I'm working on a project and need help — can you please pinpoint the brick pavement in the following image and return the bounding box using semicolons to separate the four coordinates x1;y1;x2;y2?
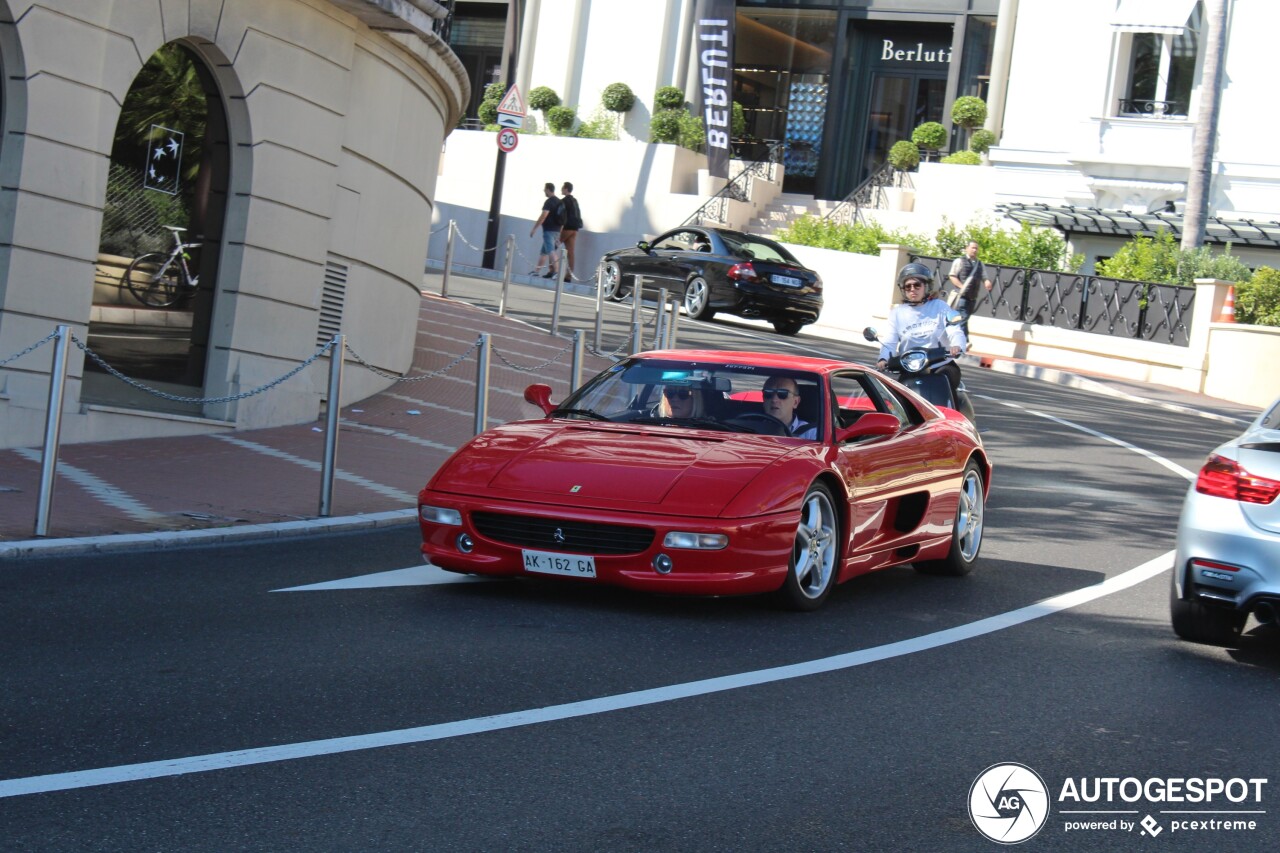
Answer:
0;288;614;545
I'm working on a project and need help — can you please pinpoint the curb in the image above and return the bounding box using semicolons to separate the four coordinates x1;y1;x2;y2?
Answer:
0;509;418;561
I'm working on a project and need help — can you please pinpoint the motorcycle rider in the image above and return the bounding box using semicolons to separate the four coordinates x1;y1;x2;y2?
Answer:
875;262;967;401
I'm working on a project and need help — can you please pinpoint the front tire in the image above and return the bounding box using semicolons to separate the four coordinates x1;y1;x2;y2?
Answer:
1170;576;1247;645
684;275;715;320
124;253;182;308
775;483;840;611
915;460;984;576
602;260;626;301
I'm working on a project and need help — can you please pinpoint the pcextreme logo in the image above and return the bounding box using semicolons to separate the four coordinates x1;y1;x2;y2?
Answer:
969;764;1269;844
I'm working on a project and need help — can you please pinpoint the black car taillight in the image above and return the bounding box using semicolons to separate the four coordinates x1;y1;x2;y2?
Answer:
727;262;758;282
1195;454;1280;504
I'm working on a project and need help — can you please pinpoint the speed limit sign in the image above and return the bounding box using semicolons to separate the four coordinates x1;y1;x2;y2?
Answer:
497;128;519;152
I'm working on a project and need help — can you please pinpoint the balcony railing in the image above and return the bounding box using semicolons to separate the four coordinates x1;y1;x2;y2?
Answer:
909;255;1196;346
1117;98;1188;118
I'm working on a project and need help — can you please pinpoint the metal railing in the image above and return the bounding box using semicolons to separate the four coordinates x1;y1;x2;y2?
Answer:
909;255;1196;346
825;161;914;228
1117;98;1188;118
681;141;785;227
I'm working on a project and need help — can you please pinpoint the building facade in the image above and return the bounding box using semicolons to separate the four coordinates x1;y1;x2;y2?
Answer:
0;0;468;450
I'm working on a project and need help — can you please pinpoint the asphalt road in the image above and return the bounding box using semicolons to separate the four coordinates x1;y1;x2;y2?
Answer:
2;278;1275;852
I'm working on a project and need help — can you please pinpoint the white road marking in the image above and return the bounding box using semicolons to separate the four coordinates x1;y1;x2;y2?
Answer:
339;420;457;453
0;400;1196;799
11;448;167;525
0;552;1173;800
273;564;488;591
211;435;416;503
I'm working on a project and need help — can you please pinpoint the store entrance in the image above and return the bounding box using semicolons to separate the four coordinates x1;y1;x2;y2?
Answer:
863;72;946;180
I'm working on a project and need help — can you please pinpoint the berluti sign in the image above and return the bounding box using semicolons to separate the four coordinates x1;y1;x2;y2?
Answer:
695;0;735;179
880;39;952;64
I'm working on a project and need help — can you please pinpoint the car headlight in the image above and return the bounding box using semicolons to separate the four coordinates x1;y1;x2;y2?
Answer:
419;505;462;526
900;351;928;373
663;531;729;550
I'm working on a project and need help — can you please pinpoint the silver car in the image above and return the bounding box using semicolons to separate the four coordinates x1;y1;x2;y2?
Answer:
1171;397;1280;645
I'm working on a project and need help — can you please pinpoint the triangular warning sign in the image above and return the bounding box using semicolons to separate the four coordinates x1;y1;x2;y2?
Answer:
497;85;525;115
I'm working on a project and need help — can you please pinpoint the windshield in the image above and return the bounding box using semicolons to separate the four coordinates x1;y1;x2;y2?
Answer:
555;357;824;440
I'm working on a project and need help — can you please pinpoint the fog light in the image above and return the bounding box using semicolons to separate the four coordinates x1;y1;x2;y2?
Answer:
456;533;473;553
653;554;673;574
663;531;728;550
420;505;462;526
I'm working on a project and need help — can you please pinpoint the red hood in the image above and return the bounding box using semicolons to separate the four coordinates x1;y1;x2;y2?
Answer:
427;420;805;516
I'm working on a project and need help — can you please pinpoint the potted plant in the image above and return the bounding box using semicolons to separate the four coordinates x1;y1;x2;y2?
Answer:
911;121;947;160
888;140;920;171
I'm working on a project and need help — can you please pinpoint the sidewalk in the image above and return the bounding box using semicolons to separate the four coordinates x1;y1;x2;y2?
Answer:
0;270;1262;557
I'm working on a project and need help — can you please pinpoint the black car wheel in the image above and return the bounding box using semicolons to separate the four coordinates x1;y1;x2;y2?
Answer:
1170;575;1247;646
602;260;625;301
771;318;805;336
684;275;715;320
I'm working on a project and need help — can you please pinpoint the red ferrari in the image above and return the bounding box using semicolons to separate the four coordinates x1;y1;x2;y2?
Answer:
417;350;990;610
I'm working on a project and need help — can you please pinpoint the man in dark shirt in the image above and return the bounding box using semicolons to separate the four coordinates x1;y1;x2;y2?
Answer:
559;182;583;278
530;182;563;278
947;240;993;341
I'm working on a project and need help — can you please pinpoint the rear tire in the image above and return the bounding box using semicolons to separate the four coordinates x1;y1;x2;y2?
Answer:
772;318;804;336
124;253;182;308
684;275;715;320
775;483;840;611
915;460;984;576
1170;575;1247;645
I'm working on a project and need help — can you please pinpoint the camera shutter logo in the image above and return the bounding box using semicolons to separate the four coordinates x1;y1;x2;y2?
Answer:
969;763;1050;844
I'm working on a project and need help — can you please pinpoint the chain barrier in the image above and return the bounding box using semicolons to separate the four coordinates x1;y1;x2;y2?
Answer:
343;339;479;381
0;330;58;367
72;334;337;405
490;338;574;372
451;228;503;255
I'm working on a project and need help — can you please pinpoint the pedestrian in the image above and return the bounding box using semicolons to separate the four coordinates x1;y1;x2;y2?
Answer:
529;182;564;278
559;182;583;278
947;240;993;342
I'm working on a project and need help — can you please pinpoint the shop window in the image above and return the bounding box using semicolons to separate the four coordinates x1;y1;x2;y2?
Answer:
1112;1;1202;119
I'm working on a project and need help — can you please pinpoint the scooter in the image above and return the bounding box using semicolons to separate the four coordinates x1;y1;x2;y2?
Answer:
862;325;977;423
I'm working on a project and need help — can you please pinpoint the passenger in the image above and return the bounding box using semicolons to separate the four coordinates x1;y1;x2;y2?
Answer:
762;376;817;439
658;385;705;419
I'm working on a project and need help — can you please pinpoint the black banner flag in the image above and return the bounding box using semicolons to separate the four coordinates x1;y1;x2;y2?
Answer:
694;0;735;179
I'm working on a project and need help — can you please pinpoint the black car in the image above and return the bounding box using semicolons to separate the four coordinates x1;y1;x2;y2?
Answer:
600;226;823;336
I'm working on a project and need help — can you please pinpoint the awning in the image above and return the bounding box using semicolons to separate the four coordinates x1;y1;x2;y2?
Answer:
1110;0;1198;34
999;203;1280;250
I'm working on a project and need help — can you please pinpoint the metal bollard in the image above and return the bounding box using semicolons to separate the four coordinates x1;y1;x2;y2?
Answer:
318;334;345;517
666;294;681;349
474;333;491;435
499;233;515;317
631;277;644;354
33;325;71;537
571;329;584;393
440;220;456;298
655;288;669;350
594;262;604;353
550;248;568;337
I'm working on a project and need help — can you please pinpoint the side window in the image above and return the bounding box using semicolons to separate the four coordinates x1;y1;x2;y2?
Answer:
1262;401;1280;431
829;372;879;429
654;230;699;251
1112;3;1202;119
864;373;919;427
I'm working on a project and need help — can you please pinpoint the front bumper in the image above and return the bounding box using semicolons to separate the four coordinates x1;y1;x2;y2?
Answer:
418;493;796;596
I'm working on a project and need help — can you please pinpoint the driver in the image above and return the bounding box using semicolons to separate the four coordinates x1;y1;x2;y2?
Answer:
762;376;817;439
875;262;966;400
658;384;705;419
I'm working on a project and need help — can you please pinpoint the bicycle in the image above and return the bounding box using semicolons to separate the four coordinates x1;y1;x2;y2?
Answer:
123;226;200;308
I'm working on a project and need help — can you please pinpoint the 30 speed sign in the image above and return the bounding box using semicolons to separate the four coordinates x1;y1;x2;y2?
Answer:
497;128;519;152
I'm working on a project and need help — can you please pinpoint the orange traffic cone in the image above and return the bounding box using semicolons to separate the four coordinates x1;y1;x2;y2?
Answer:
1217;285;1237;323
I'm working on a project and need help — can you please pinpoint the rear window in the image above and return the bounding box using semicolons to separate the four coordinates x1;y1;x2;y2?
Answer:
720;232;796;265
1263;400;1280;431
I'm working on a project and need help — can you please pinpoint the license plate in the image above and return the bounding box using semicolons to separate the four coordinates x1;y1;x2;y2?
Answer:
522;549;597;578
771;274;802;287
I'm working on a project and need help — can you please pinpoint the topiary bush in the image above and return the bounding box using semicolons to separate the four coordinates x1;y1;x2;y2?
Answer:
941;150;982;165
528;86;561;113
1237;266;1280;326
654;85;685;111
601;82;636;114
477;99;498;126
950;96;988;130
969;129;997;154
546;105;577;135
677;111;705;152
911;122;947;151
649;108;684;144
888;140;920;171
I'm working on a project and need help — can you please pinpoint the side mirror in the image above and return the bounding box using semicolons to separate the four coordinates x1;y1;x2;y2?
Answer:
523;383;555;415
862;327;879;342
636;240;651;253
834;412;900;443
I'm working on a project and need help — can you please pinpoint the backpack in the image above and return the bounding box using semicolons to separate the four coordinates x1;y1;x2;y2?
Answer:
562;195;583;230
